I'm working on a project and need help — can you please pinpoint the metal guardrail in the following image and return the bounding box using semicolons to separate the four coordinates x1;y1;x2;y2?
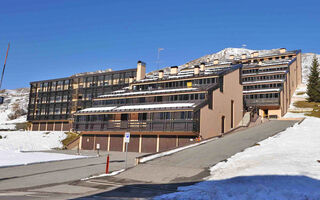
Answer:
245;98;280;106
74;120;197;132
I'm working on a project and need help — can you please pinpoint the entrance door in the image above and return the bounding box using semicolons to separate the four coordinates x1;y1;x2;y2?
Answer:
264;109;269;118
221;116;225;134
121;114;128;128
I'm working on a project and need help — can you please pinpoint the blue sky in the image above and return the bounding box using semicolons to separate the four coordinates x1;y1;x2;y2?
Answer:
0;0;319;89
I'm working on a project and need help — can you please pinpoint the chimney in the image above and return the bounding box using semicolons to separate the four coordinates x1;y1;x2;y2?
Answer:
158;70;164;79
170;66;178;75
213;59;219;65
229;54;235;60
129;77;134;83
251;52;259;57
279;48;286;54
136;61;146;81
241;54;247;59
200;63;205;71
194;65;200;75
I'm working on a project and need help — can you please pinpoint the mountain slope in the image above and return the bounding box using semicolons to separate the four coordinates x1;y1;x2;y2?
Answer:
0;88;29;130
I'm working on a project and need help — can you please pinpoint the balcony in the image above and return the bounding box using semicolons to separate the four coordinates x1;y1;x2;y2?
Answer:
74;119;198;133
244;98;280;106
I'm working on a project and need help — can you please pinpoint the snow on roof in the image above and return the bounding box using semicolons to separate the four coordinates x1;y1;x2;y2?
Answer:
243;88;281;94
98;88;199;98
242;79;285;84
115;103;195;111
77;103;195;113
79;106;116;113
135;65;236;83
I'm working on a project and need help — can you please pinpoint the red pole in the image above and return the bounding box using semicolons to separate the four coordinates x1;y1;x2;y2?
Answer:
0;43;10;90
105;154;110;174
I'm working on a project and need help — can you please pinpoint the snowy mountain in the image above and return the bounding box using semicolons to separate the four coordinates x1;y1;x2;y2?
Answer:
301;53;320;83
152;48;319;84
0;88;29;130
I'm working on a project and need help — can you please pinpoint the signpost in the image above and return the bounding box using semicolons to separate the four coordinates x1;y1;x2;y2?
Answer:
124;132;130;169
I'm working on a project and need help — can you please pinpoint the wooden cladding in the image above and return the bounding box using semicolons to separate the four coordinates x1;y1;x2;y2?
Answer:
80;134;195;153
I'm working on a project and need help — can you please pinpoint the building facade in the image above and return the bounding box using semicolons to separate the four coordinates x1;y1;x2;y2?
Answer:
27;48;302;153
239;49;302;118
74;63;243;152
27;67;137;131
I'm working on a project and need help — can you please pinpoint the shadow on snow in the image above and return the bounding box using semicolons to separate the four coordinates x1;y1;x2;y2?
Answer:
74;175;320;200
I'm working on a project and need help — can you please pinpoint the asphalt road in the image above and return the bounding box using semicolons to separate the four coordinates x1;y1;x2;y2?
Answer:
0;120;299;199
0;150;145;191
78;120;299;199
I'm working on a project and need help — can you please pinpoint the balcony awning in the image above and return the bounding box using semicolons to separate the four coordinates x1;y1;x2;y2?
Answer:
243;88;281;94
76;103;196;114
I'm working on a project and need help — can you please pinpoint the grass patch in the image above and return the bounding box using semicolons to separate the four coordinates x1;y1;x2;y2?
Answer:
15;122;29;130
62;132;80;148
294;101;320;118
293;101;320;108
296;92;306;95
306;110;320;118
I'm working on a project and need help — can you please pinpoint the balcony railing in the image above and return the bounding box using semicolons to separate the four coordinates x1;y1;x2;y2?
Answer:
92;100;204;108
74;119;198;133
244;98;280;106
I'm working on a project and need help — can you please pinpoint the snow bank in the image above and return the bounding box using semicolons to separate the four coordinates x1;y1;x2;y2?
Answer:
0;131;67;151
0;131;87;167
81;169;125;181
0;151;86;168
155;116;320;200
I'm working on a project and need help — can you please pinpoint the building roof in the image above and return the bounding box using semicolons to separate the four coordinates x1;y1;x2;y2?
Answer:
243;88;281;94
30;68;136;84
242;79;285;85
134;64;242;85
97;87;200;98
76;103;197;114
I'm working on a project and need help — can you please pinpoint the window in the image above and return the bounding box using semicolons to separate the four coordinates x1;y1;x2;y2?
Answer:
55;108;60;115
138;113;147;121
56;96;62;102
121;114;128;121
165;112;171;120
180;112;185;119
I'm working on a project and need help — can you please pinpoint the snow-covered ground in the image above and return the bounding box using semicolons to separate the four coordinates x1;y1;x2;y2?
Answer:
0;150;86;168
0;131;85;167
0;131;67;151
155;114;320;200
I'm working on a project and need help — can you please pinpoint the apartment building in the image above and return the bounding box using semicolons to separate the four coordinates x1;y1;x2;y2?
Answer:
27;67;137;131
74;63;243;152
27;47;301;152
239;49;302;118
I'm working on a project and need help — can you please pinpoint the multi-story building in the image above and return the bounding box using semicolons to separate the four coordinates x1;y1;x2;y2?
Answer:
74;63;243;152
27;65;138;131
27;47;301;153
239;48;302;118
